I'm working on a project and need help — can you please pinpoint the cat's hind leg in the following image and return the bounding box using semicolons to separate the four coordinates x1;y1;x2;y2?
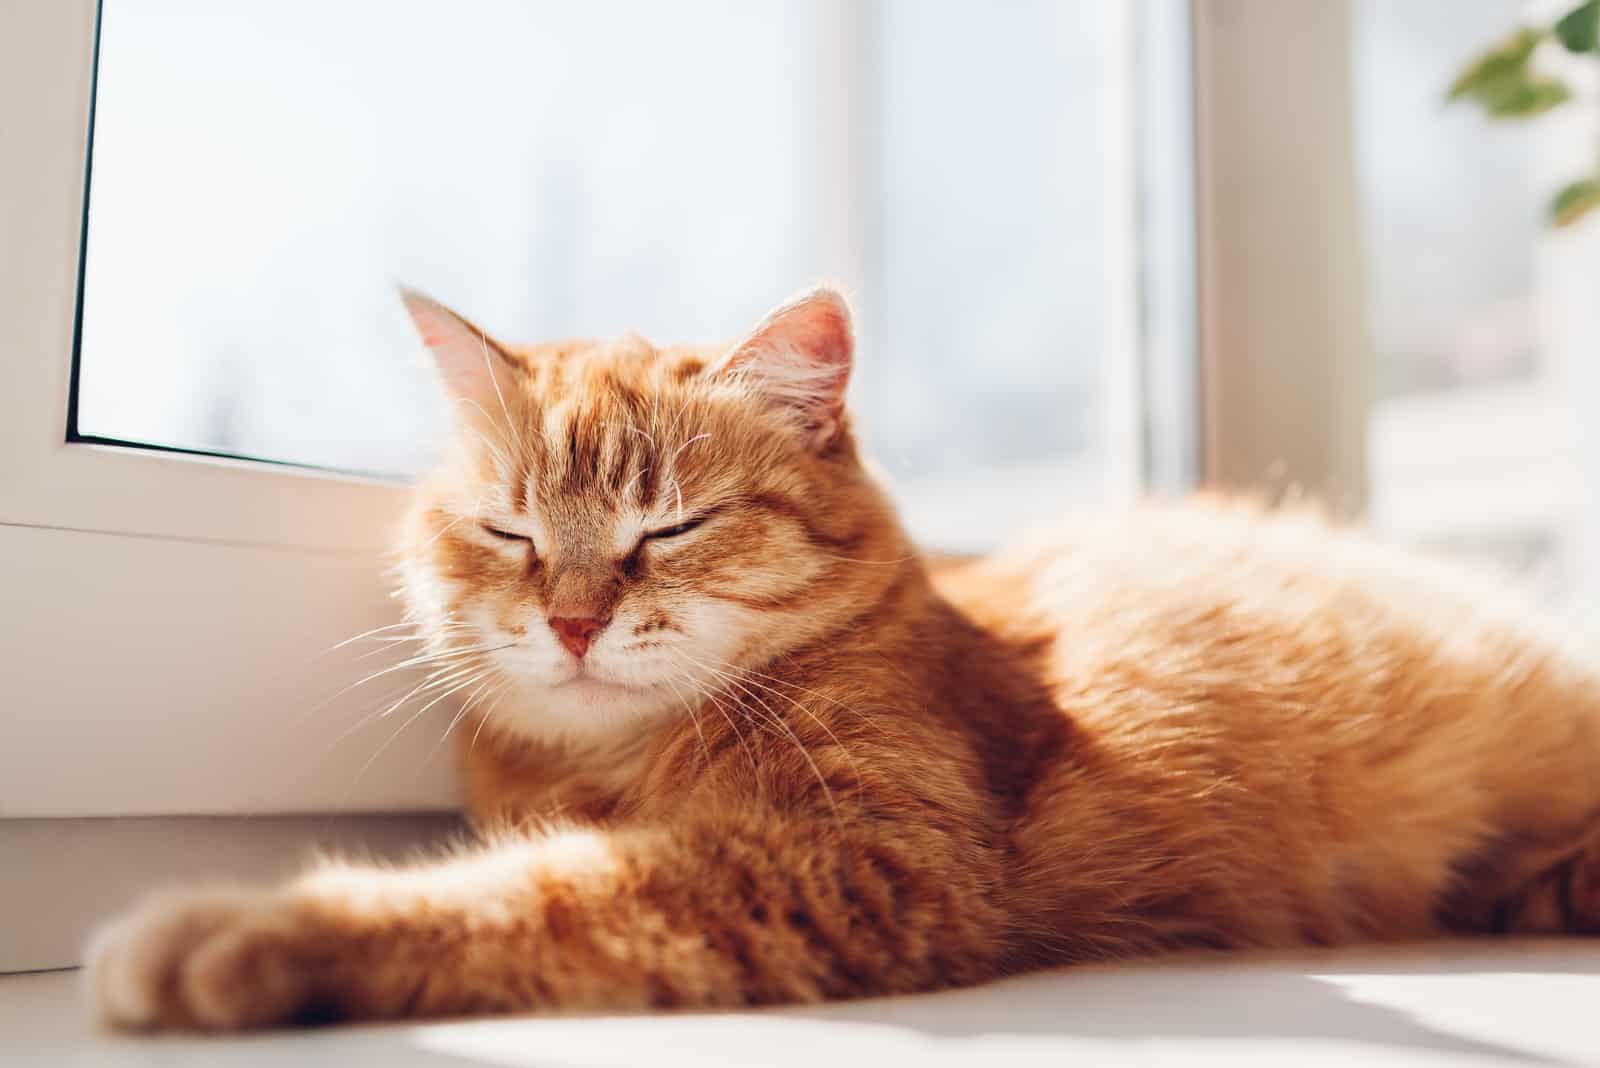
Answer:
1439;823;1600;935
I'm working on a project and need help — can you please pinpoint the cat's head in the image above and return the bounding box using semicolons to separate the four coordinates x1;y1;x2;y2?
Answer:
396;287;912;744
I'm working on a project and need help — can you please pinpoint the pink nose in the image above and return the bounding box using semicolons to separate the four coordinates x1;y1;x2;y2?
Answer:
548;615;607;659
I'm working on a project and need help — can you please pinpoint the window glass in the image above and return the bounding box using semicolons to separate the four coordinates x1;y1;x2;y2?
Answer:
76;1;1152;547
1352;0;1600;611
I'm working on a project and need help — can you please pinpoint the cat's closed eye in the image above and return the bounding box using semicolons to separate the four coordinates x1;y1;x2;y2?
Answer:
482;523;531;544
643;515;709;542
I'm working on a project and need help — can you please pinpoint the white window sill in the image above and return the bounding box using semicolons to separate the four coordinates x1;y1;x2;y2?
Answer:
7;940;1597;1066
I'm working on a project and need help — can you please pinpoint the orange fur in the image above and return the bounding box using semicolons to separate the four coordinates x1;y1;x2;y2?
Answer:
89;288;1600;1031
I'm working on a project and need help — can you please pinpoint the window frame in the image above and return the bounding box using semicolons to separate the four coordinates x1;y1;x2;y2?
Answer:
0;0;1180;815
1190;0;1372;509
0;1;406;554
0;0;1212;817
0;0;449;824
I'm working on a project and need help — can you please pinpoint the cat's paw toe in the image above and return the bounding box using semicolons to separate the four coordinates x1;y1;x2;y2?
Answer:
179;911;327;1030
86;888;318;1031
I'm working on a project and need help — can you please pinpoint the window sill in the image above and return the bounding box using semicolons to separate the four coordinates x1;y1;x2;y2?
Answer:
7;939;1597;1065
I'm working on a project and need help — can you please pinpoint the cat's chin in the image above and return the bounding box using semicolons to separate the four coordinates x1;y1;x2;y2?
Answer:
553;675;645;698
488;673;681;745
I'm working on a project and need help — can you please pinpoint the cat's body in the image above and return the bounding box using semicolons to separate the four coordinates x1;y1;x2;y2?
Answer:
89;289;1600;1031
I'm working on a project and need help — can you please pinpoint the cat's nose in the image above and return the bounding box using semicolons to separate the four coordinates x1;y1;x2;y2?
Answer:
548;615;608;659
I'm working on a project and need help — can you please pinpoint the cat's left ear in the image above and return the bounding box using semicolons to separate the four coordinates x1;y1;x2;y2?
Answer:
713;286;854;448
398;286;522;413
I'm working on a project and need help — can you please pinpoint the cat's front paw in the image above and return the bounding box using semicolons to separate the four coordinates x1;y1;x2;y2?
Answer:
86;887;330;1031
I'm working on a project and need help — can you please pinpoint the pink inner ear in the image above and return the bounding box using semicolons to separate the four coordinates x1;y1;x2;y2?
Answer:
414;320;455;350
765;293;852;370
398;285;518;408
721;288;856;431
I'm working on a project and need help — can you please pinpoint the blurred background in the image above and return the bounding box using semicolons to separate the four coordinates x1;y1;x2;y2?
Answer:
74;0;1600;605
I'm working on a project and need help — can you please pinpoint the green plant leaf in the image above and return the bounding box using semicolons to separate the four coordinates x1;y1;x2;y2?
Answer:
1448;27;1544;102
1482;77;1573;118
1447;27;1572;118
1550;176;1600;227
1554;0;1600;53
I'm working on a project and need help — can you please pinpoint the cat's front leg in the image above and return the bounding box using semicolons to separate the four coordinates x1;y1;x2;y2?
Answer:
88;830;655;1030
89;884;340;1031
88;816;1004;1031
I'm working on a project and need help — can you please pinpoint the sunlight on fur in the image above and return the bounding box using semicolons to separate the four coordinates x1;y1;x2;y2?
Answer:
86;285;1600;1032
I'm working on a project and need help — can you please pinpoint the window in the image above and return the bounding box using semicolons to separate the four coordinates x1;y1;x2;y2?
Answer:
74;0;1181;549
4;1;1200;968
2;1;1190;835
1353;0;1600;615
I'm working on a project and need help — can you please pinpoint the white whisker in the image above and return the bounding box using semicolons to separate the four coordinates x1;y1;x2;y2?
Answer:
667;649;840;821
348;668;494;791
669;432;711;464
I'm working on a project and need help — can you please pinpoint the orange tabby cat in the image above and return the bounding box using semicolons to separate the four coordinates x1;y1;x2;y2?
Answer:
89;287;1600;1031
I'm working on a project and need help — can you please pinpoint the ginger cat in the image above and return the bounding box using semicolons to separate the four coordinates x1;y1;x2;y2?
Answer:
89;287;1600;1031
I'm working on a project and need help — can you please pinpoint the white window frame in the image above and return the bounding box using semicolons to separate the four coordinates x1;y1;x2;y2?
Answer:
1191;0;1372;509
0;2;459;828
0;3;468;970
3;0;400;555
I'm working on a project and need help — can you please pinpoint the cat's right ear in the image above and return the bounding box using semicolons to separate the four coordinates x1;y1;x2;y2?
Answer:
398;286;521;411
